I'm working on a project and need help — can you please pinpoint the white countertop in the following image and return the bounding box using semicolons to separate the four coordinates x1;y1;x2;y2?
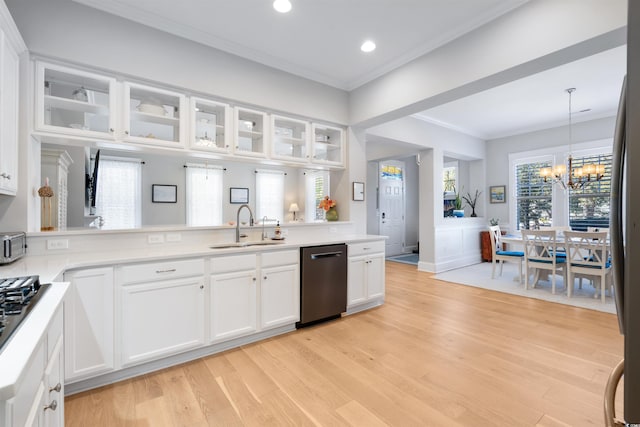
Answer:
0;234;386;283
0;282;69;400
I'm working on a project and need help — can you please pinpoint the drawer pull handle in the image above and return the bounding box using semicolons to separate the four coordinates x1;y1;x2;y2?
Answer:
44;400;58;411
49;383;61;393
156;269;177;274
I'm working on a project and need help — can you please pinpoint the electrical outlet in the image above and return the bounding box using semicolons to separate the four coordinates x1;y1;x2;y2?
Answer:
165;233;182;242
148;234;165;244
47;239;69;250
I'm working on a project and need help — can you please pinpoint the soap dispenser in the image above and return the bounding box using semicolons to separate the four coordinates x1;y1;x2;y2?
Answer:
274;221;281;238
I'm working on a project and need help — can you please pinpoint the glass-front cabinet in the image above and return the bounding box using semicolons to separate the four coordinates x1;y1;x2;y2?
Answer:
234;107;267;158
190;97;232;153
270;115;310;163
311;123;344;166
36;62;117;139
123;82;187;148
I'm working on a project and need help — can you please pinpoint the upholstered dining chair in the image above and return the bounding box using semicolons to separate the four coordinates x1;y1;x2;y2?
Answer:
564;230;611;303
521;229;567;294
489;225;524;283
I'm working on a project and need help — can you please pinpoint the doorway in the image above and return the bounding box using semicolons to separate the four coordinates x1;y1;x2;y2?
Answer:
379;160;406;256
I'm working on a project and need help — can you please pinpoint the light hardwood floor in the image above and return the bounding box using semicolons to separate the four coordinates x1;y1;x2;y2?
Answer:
65;262;624;426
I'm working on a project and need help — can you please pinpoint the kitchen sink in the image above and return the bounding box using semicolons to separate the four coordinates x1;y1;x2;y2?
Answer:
209;240;285;249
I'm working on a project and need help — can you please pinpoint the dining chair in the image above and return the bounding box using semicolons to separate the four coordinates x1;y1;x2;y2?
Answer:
564;230;611;303
489;225;524;283
521;229;567;294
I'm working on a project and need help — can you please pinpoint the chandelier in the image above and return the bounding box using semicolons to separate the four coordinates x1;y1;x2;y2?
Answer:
539;88;605;189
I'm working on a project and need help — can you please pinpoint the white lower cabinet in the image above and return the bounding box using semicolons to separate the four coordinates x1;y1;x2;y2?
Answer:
260;250;299;330
117;259;205;367
64;267;115;381
9;304;65;427
210;254;257;342
348;242;386;308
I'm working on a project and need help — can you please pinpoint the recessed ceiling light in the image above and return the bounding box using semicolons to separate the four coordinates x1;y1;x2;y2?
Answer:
273;0;292;13
361;40;376;53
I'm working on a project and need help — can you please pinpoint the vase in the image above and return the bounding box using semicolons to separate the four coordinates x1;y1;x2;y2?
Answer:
325;206;338;221
471;208;477;217
453;209;464;218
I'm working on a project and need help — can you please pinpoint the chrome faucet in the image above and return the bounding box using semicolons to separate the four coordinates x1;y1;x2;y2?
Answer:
235;204;254;242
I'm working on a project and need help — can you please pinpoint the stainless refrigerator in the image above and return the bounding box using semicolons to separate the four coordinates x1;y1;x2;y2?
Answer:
608;1;640;423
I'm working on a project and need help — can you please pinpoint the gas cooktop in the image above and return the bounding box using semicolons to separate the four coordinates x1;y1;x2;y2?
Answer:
0;275;49;352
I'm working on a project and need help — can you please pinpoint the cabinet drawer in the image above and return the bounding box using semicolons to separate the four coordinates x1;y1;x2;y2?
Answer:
47;307;63;360
211;253;256;274
349;240;385;257
120;258;204;284
261;250;298;268
12;341;45;427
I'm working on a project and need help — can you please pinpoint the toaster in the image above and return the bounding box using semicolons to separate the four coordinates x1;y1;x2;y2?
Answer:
1;232;27;264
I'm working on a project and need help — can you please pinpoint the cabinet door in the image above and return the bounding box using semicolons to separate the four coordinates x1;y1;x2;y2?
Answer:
64;267;115;381
190;97;232;153
35;62;117;139
210;270;257;342
261;264;299;330
311;123;344;167
43;338;64;427
233;107;267;158
366;253;386;300
270;115;310;163
123;82;187;148
0;31;19;195
119;276;205;366
347;256;367;307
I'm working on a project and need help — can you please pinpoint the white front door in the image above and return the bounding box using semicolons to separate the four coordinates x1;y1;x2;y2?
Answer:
379;161;405;256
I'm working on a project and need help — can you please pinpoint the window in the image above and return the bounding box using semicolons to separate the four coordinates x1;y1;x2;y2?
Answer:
95;156;142;230
568;153;612;230
256;169;285;221
443;166;457;193
185;164;223;226
515;159;553;230
305;170;329;221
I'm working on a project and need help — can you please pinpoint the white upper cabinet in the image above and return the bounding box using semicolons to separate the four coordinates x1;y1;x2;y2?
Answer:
35;62;117;140
190;97;232;153
233;106;268;158
311;123;344;166
270;115;310;163
123;82;187;148
0;27;20;195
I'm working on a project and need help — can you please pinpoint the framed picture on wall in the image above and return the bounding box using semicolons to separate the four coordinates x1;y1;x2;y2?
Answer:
353;182;365;201
230;187;249;204
152;184;177;203
489;185;506;203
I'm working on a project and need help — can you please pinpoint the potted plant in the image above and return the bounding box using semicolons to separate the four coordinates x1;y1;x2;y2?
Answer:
462;189;482;217
452;186;465;217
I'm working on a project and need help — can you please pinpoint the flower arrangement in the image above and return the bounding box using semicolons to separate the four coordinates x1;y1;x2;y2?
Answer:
318;195;336;211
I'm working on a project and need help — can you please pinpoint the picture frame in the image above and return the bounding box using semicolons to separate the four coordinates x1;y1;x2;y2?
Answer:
230;187;249;204
489;185;506;204
152;184;177;203
353;181;365;201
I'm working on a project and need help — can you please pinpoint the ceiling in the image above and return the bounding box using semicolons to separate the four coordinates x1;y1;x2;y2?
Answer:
72;0;528;91
71;0;625;141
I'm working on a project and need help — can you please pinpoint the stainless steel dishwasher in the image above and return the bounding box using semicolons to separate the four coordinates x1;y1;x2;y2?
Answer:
297;244;347;328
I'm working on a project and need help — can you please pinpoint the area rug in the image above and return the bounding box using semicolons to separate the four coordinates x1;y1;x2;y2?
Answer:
386;253;419;265
433;262;617;314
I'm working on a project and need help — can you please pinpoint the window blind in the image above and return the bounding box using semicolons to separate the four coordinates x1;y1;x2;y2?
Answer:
185;164;224;226
95;156;142;230
515;160;552;230
305;170;329;221
255;169;285;221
